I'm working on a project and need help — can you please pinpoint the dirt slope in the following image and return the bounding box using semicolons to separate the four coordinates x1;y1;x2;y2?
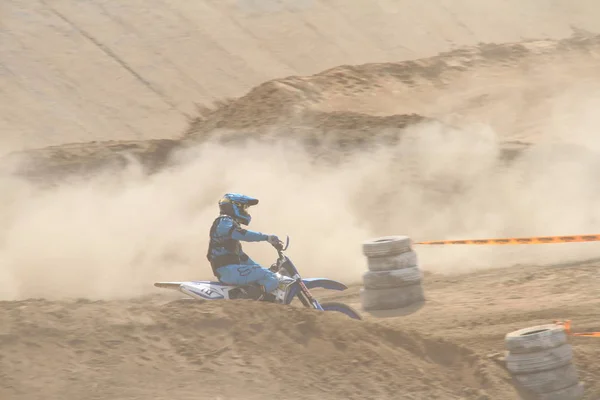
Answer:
8;34;600;179
2;0;600;153
2;260;599;400
0;296;516;400
185;34;600;146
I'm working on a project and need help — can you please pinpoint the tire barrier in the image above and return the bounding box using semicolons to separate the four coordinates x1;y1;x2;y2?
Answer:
360;236;425;311
504;324;584;400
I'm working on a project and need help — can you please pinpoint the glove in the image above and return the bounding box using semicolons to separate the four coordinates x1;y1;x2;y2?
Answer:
267;235;282;249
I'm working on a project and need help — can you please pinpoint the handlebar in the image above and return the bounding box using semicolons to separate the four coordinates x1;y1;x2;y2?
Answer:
270;236;290;271
272;235;290;254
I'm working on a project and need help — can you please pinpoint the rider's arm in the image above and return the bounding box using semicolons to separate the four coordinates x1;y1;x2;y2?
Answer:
217;217;268;242
232;227;268;242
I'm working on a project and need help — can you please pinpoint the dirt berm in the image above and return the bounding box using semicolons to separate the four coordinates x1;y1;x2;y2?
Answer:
2;259;600;400
0;296;519;400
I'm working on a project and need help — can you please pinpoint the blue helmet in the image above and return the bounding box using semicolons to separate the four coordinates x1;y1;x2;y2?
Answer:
218;193;259;225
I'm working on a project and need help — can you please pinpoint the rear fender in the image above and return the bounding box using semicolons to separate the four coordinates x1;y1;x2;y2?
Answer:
181;283;226;300
155;281;230;300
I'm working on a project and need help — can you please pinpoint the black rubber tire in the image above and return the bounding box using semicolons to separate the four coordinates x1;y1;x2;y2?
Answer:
320;301;362;320
362;266;422;290
537;382;584;400
366;250;418;272
512;363;579;394
360;284;425;311
505;324;567;354
362;236;412;258
505;343;573;375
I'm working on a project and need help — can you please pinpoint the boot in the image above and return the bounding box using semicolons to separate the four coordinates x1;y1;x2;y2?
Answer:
252;284;276;302
243;284;265;300
272;276;296;304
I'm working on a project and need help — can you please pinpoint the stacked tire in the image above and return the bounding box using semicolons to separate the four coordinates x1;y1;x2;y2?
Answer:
504;324;584;400
360;236;425;311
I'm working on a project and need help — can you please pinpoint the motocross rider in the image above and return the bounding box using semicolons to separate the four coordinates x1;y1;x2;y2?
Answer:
206;193;291;301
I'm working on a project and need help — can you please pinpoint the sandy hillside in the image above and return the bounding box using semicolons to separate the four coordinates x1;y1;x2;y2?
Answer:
3;1;600;400
2;0;600;153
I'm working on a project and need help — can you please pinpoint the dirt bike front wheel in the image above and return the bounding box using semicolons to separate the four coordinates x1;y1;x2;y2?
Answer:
320;301;362;320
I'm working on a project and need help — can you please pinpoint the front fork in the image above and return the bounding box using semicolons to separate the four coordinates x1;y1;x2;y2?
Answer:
277;264;323;311
293;276;324;311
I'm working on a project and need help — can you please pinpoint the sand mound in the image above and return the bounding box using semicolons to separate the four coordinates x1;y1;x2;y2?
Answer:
0;298;517;400
185;34;600;145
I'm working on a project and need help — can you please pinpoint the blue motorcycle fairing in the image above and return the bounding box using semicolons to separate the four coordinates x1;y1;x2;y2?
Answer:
301;278;348;291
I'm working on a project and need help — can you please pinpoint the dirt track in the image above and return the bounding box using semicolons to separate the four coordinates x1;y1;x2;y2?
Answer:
3;1;600;400
2;261;600;400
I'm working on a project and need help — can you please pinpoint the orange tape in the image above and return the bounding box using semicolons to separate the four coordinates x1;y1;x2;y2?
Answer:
554;320;600;338
414;234;600;245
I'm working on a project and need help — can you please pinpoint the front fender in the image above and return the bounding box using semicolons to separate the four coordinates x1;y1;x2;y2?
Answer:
301;278;348;291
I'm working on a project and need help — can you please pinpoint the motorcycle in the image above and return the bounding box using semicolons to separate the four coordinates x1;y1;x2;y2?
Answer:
154;236;362;320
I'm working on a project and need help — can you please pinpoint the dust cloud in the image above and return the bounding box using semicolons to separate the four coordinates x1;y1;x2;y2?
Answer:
2;83;600;301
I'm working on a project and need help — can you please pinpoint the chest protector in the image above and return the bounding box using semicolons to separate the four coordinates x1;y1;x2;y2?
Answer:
206;215;245;276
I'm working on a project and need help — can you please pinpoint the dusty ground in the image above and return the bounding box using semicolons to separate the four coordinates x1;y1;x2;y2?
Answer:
3;1;600;400
2;261;599;400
